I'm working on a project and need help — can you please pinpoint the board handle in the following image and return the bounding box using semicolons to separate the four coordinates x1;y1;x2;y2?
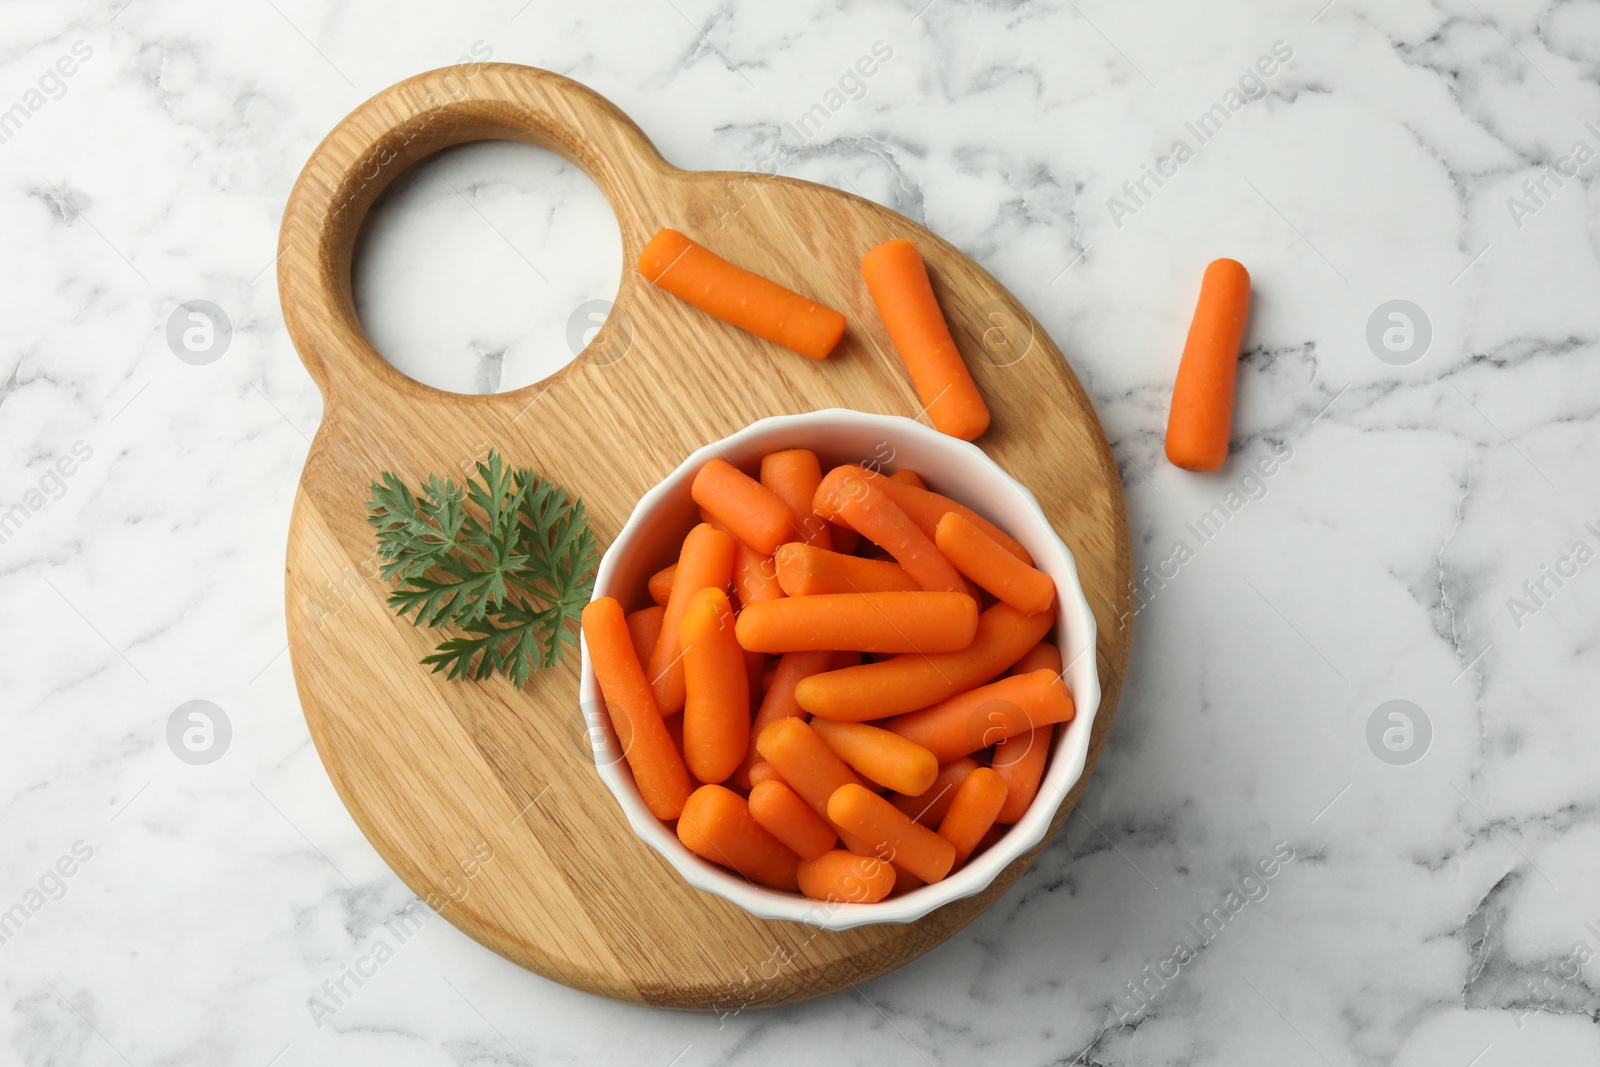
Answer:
278;63;670;397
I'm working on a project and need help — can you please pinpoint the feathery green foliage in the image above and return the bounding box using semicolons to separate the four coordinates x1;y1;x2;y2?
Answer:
367;451;597;686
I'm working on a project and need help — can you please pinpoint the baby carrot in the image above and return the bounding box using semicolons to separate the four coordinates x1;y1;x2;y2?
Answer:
861;238;990;441
693;458;796;556
810;719;938;796
755;718;866;824
680;586;749;784
836;465;1033;565
937;767;1008;866
648;563;677;607
814;468;965;593
1165;258;1251;472
889;756;981;826
995;641;1061;822
580;598;694;821
734;591;978;654
935;512;1056;616
993;723;1052;824
1010;640;1063;676
748;760;782;787
749;780;837;860
638;229;846;360
648;523;735;715
828;783;956;883
891;864;926;896
760;449;832;549
677;784;800;891
889;469;926;489
734;543;783;607
883;669;1075;764
731;649;833;790
797;850;895;903
795;601;1055;721
625;604;666;665
774;543;919;597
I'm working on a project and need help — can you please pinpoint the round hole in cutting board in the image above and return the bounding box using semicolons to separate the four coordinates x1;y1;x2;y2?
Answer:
351;140;623;395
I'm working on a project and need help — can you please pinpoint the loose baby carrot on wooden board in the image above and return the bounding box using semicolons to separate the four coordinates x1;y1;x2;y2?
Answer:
883;669;1076;764
580;598;694;821
648;563;677;607
693;458;796;556
934;512;1057;616
749;780;838;861
889;756;981;827
797;850;896;904
774;543;920;597
862;238;990;441
795;601;1056;721
813;467;966;594
810;719;938;796
638;228;847;361
937;767;1008;866
827;783;957;884
648;524;735;716
834;465;1033;565
734;591;978;654
760;449;832;549
1165;258;1251;472
677;784;801;891
680;586;750;784
625;604;666;666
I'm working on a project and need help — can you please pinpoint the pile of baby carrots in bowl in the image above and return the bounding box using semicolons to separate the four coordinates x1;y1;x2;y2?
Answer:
581;445;1075;907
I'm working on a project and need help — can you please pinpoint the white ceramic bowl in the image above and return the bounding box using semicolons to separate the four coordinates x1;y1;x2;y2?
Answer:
577;409;1101;930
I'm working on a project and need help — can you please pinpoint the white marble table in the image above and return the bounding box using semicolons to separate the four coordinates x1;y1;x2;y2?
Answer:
5;0;1598;1063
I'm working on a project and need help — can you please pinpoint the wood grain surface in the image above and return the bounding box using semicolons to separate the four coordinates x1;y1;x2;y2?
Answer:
278;62;1133;1010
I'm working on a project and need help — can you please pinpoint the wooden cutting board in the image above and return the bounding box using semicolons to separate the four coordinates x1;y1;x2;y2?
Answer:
279;63;1133;1010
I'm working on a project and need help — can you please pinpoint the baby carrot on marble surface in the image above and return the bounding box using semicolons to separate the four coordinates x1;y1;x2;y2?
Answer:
937;767;1008;866
883;669;1075;764
1165;257;1251;472
827;783;956;884
773;543;920;597
638;228;846;361
934;512;1056;616
797;850;896;904
677;784;800;891
648;523;735;715
809;719;938;796
813;467;965;594
580;598;694;821
749;780;837;861
861;238;990;441
734;591;978;654
794;601;1055;721
680;586;749;784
